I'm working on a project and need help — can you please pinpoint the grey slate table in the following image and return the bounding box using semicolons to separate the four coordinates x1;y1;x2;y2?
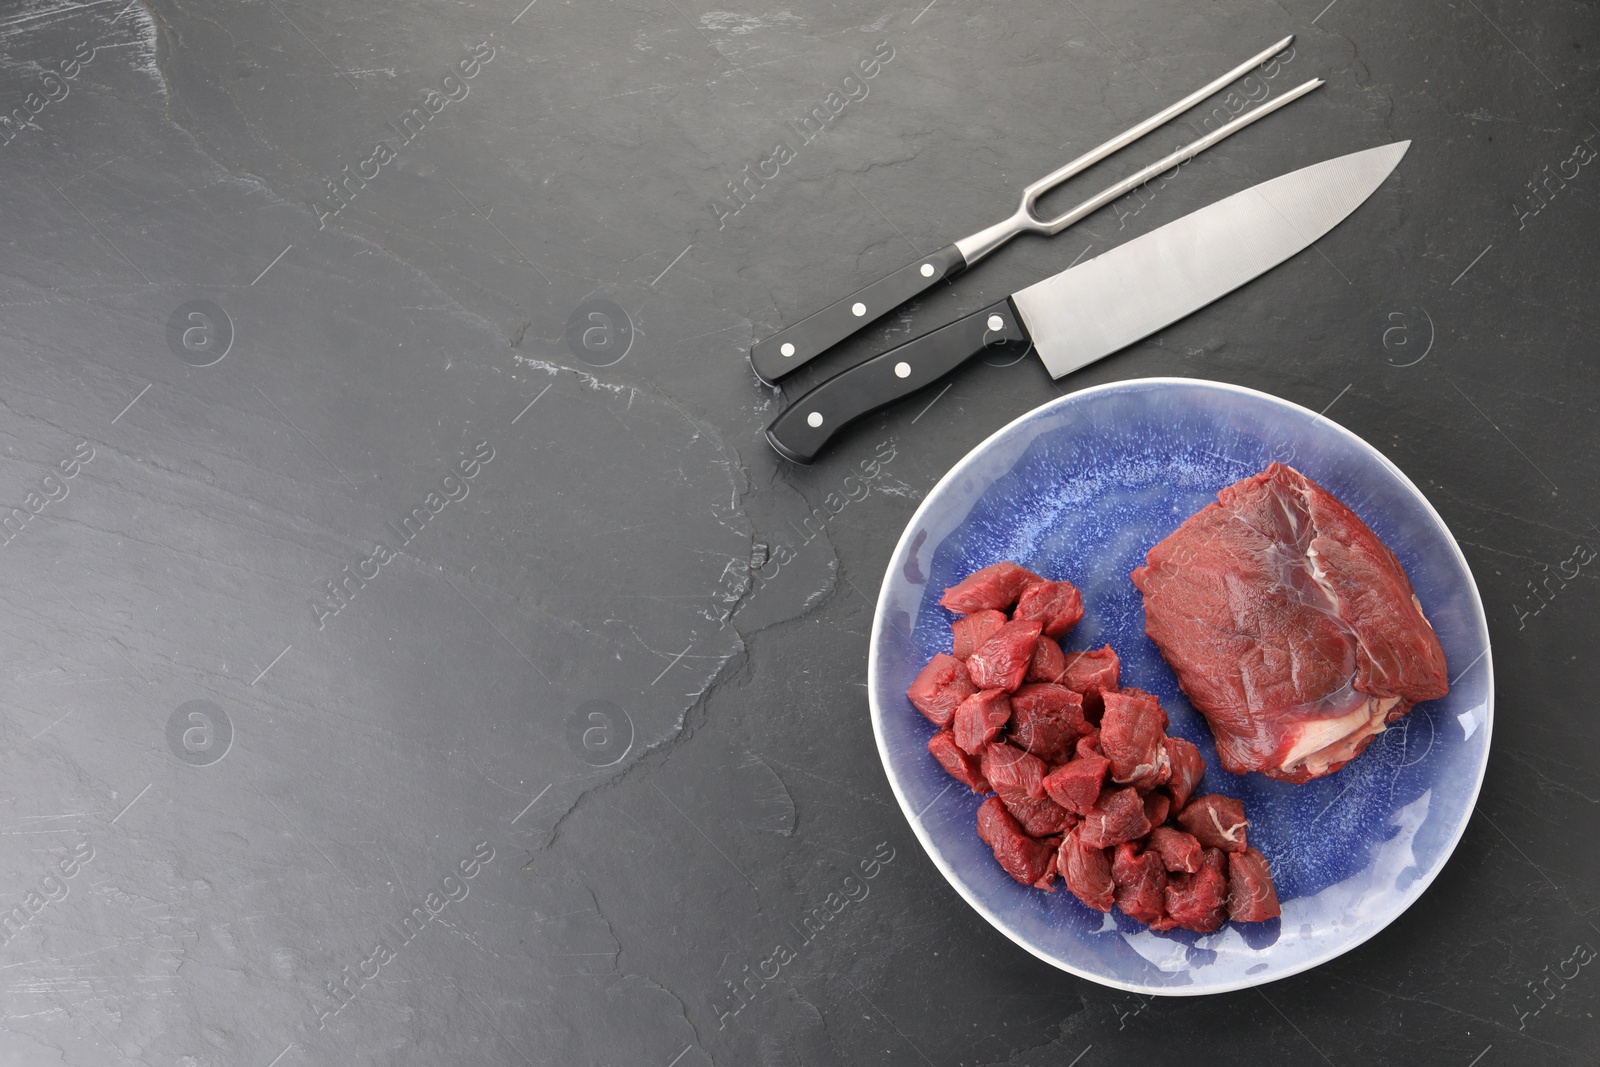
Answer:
1;1;1595;1064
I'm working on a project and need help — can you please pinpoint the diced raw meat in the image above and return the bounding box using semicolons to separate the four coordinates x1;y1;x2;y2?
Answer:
1143;792;1170;828
967;620;1043;691
1013;579;1085;638
1033;850;1060;892
1177;795;1249;854
1079;786;1152;848
907;653;978;728
1227;847;1281;922
941;562;1043;614
1100;688;1170;789
1060;827;1114;912
1163;736;1206;812
1026;637;1068;683
980;743;1047;802
1002;793;1073;838
1009;684;1087;762
1060;645;1121;722
1075;730;1102;760
953;690;1012;754
1131;463;1450;783
977;796;1056;886
952;609;1007;659
1112;843;1168;925
1146;826;1203;873
1042;754;1108;815
928;729;989;792
1157;847;1229;933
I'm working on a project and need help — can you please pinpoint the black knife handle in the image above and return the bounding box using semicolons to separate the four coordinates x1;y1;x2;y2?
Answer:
750;244;968;384
765;298;1030;464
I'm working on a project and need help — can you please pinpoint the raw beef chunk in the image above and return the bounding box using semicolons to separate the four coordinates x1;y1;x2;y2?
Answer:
941;562;1043;614
1075;730;1103;760
1145;826;1203;874
1002;794;1073;838
1112;844;1168;925
1131;463;1449;783
1026;637;1068;683
1042;754;1108;815
952;609;1007;659
1012;579;1085;637
1162;736;1206;812
1060;827;1115;912
928;730;989;792
1156;847;1229;933
1227;847;1281;922
1009;684;1087;762
907;653;977;728
954;690;1012;754
1079;786;1153;849
1143;792;1170;829
980;743;1047;803
1100;688;1170;789
967;620;1043;691
1177;794;1249;854
977;796;1056;886
1059;645;1121;721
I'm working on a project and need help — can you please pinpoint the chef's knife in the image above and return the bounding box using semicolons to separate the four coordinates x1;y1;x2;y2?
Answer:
749;36;1311;385
765;141;1409;464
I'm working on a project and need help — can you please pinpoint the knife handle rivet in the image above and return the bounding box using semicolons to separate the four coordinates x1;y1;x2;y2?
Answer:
894;362;912;378
780;342;796;357
851;302;867;317
919;263;935;277
807;411;824;428
986;314;1004;331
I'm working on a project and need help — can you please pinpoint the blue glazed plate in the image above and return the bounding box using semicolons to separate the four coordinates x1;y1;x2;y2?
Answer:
868;378;1492;995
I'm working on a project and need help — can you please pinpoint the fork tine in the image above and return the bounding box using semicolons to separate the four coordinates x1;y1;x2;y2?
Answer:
1024;35;1296;204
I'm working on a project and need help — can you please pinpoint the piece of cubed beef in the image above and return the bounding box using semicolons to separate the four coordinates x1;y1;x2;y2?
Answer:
1100;688;1170;789
1060;826;1115;912
1157;847;1229;933
941;562;1043;614
1027;637;1068;683
1079;786;1153;849
928;729;989;792
1075;729;1103;760
980;743;1048;802
951;609;1007;659
1012;579;1085;638
953;689;1012;754
1146;826;1203;874
977;796;1056;886
1042;754;1109;815
1177;794;1249;854
968;620;1043;691
1143;792;1171;828
1002;793;1074;838
1033;849;1060;891
907;653;978;728
1059;645;1121;722
1226;847;1281;923
1112;843;1169;925
1009;684;1087;762
1163;736;1206;812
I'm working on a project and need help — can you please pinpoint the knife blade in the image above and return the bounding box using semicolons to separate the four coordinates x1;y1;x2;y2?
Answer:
765;141;1410;464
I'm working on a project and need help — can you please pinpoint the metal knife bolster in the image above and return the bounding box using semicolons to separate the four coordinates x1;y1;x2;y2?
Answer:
764;299;1029;464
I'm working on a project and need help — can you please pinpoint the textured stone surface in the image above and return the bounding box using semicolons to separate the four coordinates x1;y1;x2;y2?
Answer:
0;0;1594;1063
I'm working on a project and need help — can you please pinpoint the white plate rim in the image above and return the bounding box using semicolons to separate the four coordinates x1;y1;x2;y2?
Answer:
866;375;1495;996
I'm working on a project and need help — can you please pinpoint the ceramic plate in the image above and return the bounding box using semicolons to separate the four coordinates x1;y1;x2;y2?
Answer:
868;377;1492;994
